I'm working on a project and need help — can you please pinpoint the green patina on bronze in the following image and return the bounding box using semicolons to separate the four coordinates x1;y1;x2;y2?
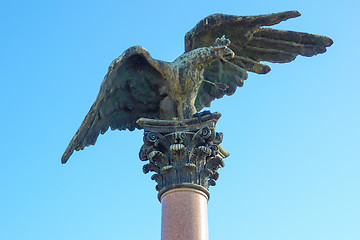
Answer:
62;10;332;164
137;112;228;200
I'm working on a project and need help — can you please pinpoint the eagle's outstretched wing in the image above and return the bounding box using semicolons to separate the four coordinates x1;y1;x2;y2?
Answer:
61;46;168;163
185;11;334;110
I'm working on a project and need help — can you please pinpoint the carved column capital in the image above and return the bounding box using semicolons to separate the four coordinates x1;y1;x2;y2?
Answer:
137;112;229;201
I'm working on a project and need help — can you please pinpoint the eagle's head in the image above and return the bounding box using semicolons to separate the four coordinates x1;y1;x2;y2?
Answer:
210;35;235;60
210;45;235;61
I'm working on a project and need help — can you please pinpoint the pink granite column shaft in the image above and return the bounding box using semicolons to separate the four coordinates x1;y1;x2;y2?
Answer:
160;188;209;240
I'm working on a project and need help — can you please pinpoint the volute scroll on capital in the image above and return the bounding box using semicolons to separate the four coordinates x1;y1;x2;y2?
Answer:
137;112;230;200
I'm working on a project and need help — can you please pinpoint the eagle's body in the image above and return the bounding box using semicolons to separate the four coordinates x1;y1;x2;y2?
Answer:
62;11;332;163
159;42;235;119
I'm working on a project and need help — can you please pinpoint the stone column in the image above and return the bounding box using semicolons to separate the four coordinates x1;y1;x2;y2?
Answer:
161;188;209;240
137;112;229;240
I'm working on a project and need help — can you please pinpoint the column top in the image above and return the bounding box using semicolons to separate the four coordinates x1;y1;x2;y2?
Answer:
137;112;222;132
138;111;229;201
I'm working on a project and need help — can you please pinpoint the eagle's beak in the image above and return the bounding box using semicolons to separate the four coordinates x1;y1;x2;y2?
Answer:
223;47;235;59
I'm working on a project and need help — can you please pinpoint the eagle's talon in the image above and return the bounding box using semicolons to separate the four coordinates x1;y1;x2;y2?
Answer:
192;110;212;123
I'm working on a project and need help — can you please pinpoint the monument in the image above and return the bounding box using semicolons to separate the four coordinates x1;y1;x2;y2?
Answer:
62;11;332;240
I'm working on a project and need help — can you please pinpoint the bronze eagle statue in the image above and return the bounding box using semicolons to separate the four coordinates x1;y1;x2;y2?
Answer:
62;10;333;163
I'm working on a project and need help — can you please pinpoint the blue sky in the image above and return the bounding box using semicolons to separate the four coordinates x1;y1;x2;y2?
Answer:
1;0;359;239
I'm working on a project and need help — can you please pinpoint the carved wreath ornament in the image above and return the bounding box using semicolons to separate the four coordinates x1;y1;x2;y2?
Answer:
138;112;229;199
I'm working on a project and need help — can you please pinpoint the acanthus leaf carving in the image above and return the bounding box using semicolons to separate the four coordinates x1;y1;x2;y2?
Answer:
137;112;230;198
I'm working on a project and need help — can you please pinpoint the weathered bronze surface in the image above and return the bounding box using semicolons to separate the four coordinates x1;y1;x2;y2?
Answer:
137;112;229;200
62;10;332;163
